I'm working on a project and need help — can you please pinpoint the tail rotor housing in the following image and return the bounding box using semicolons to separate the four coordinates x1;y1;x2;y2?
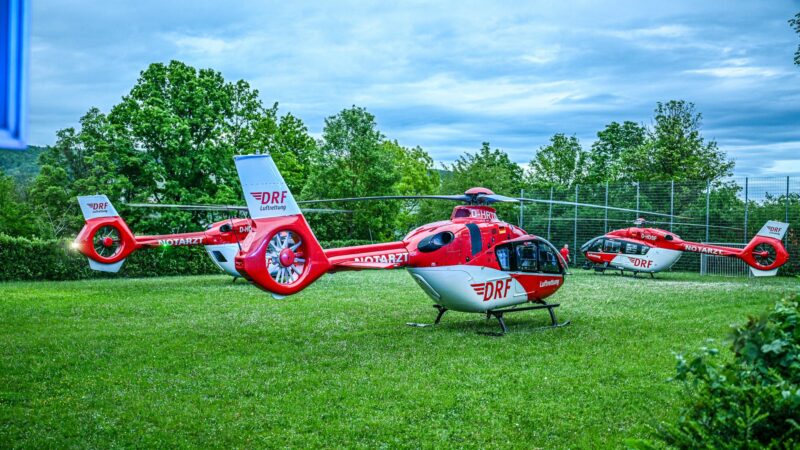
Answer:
74;195;137;272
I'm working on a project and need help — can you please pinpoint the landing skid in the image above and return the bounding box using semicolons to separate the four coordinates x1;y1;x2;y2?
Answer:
588;264;655;278
407;303;570;335
483;302;570;335
406;304;448;328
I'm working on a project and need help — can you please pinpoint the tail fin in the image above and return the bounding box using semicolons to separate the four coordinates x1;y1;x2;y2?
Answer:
740;221;790;277
74;195;137;273
233;155;331;296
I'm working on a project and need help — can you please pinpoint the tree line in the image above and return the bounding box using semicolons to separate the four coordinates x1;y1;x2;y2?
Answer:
0;60;734;242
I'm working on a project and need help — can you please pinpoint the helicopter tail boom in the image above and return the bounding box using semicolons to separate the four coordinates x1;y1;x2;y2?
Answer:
679;221;790;276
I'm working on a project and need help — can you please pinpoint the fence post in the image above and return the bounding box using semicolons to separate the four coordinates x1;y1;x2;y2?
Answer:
604;181;609;233
636;182;640;217
547;186;553;240
670;180;674;232
744;177;748;242
519;189;524;228
787;176;791;245
705;180;711;242
574;184;579;264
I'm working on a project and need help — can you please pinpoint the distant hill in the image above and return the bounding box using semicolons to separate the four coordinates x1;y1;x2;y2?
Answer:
0;146;46;185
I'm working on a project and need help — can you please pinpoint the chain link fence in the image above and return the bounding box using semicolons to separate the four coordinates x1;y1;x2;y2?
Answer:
519;177;800;276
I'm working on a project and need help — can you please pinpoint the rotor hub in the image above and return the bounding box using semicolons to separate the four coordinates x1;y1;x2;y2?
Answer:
279;248;296;267
102;236;114;247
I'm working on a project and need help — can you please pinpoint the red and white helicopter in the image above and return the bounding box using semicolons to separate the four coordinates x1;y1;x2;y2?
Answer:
580;218;790;277
75;199;349;279
73;155;693;333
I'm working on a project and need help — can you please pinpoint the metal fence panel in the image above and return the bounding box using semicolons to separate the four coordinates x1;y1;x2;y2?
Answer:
522;176;800;276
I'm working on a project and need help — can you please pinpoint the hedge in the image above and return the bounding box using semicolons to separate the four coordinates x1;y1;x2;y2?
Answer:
0;234;374;281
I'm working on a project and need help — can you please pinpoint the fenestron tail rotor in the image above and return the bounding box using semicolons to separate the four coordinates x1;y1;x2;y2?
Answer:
92;225;123;259
752;242;778;268
266;230;307;285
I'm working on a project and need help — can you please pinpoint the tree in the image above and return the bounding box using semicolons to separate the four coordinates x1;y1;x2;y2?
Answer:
636;100;733;182
383;140;440;233
527;134;588;187
790;13;800;66
273;112;317;194
586;121;647;183
28;60;316;236
29;108;122;237
302;106;400;240
0;169;39;237
422;142;523;223
386;141;439;196
108;61;265;232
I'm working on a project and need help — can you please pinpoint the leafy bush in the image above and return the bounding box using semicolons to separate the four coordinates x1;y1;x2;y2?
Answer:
633;297;800;449
0;233;219;281
0;234;378;281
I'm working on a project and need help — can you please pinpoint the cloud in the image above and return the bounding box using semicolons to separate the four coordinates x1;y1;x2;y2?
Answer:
607;24;692;40
170;35;236;55
24;0;800;177
685;58;783;78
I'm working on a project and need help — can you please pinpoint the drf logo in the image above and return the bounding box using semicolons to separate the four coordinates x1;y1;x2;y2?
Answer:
87;202;108;212
767;226;782;234
626;256;653;268
251;191;287;205
471;278;512;301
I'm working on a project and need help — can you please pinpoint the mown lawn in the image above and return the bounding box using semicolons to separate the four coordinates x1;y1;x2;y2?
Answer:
0;270;797;449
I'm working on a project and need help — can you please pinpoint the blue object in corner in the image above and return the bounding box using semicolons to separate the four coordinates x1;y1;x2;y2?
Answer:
0;0;29;150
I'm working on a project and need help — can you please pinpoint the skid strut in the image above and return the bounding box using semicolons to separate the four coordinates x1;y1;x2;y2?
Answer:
406;304;448;328
485;302;570;334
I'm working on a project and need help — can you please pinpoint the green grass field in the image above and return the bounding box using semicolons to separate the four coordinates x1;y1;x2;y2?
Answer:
1;270;797;449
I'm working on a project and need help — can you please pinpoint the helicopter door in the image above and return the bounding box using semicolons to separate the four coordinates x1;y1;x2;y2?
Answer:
508;239;564;298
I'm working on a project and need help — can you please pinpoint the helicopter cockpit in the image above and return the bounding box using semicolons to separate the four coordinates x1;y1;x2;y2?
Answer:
494;238;564;274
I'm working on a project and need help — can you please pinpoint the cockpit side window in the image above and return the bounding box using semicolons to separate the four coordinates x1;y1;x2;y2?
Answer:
495;245;511;271
537;243;561;274
590;238;604;252
515;244;538;272
603;239;620;253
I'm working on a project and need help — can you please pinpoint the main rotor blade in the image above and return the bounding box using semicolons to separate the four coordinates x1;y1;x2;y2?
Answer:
297;195;470;204
478;194;519;203
516;197;691;219
126;203;352;214
541;217;742;230
643;220;742;231
127;203;247;211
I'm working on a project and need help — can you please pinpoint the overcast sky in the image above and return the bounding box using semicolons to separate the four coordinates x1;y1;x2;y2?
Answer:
30;1;800;176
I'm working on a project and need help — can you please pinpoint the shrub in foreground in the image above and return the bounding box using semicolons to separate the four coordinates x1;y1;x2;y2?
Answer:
632;296;800;449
